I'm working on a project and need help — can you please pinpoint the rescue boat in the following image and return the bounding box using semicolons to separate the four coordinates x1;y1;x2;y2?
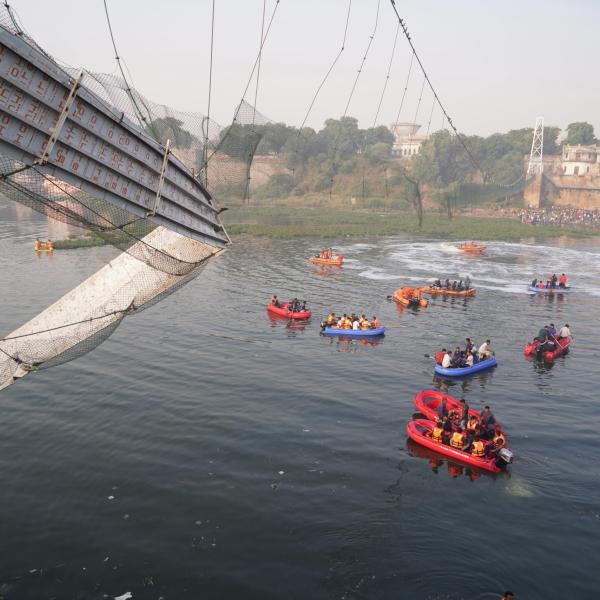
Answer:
309;255;343;266
266;301;312;320
457;242;486;254
420;286;476;298
523;336;570;362
406;419;511;474
434;356;497;377
34;240;53;252
413;389;492;425
392;287;428;308
527;285;572;294
321;326;385;338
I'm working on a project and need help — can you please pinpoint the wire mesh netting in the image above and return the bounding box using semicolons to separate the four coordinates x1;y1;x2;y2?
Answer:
0;2;271;389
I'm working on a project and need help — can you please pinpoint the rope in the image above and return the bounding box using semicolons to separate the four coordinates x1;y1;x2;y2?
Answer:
103;0;158;138
204;0;280;167
388;0;485;177
372;19;400;129
203;0;216;188
393;51;414;128
252;0;267;127
330;0;381;199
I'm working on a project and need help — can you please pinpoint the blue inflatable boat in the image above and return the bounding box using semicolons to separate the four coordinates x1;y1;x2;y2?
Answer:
434;356;497;377
322;326;385;338
528;285;572;294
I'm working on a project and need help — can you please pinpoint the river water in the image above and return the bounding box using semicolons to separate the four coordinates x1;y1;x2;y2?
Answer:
1;200;599;599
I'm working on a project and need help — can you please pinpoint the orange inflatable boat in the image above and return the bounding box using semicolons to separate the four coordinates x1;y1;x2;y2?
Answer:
392;287;428;308
309;255;343;266
457;241;486;254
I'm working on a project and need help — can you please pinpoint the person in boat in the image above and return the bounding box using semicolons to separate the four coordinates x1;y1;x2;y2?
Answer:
431;420;445;443
457;280;463;291
558;323;571;340
271;295;280;307
546;323;557;337
435;348;446;365
352;318;360;330
531;277;538;287
465;275;471;290
537;280;545;288
470;437;485;457
432;279;441;289
371;316;381;329
449;427;466;450
479;406;496;439
537;327;548;343
501;592;514;600
441;350;452;368
360;317;371;330
436;397;449;420
466;415;480;436
326;312;336;326
450;346;462;367
559;273;567;288
493;426;506;450
459;398;470;428
464;351;474;368
551;273;558;287
478;339;492;359
451;281;457;291
465;338;474;354
444;278;450;289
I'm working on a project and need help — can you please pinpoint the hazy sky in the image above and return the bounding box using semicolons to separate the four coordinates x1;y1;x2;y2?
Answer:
12;0;600;136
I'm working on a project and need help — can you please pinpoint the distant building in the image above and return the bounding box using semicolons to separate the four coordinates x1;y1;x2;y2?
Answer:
561;144;599;176
390;122;428;158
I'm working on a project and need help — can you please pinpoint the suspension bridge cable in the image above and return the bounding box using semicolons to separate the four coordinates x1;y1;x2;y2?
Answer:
203;0;216;187
204;0;280;167
343;0;381;117
409;74;426;139
372;19;400;129
425;93;436;136
393;51;414;127
103;0;157;137
297;0;352;132
330;0;381;199
388;0;484;177
252;0;267;127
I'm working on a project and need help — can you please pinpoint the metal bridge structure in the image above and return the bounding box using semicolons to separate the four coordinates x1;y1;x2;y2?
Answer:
0;24;228;248
0;6;234;391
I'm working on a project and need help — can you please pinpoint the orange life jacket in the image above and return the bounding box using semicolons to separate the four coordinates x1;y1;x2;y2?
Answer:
467;417;479;432
493;432;506;448
559;275;567;284
471;440;485;457
431;427;444;443
450;432;464;448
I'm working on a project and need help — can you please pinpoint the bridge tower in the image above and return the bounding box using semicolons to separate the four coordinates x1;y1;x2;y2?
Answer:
524;117;545;208
527;116;544;175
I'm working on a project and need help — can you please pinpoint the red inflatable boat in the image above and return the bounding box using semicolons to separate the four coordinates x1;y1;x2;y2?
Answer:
523;336;570;362
413;389;500;428
267;301;312;320
406;419;505;474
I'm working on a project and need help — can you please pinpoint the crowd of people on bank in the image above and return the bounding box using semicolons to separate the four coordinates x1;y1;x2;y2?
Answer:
432;400;505;459
519;207;600;229
435;338;494;369
323;312;381;330
431;276;472;291
530;273;568;289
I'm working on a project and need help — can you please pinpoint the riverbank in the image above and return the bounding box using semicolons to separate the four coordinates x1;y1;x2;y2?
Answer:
223;206;597;240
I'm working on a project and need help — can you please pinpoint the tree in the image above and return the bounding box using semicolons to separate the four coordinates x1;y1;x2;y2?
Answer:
565;122;595;145
146;117;194;149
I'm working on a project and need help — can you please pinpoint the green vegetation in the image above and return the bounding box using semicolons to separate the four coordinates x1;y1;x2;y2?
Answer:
224;206;596;241
565;122;596;146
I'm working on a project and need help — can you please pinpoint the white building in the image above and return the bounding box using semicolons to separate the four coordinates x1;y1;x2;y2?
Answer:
561;144;599;176
390;122;428;158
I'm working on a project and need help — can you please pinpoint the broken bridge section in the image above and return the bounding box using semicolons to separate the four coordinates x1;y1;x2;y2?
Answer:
0;23;228;249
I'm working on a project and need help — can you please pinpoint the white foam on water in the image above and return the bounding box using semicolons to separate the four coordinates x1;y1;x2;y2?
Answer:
505;477;536;498
358;268;402;281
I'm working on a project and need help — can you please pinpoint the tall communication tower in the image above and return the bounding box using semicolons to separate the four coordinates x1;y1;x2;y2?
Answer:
527;116;544;175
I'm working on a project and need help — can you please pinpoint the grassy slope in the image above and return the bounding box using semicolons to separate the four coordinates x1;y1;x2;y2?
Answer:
223;206;596;241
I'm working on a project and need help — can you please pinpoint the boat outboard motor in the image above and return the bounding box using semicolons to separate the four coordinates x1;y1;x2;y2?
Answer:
495;448;514;469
